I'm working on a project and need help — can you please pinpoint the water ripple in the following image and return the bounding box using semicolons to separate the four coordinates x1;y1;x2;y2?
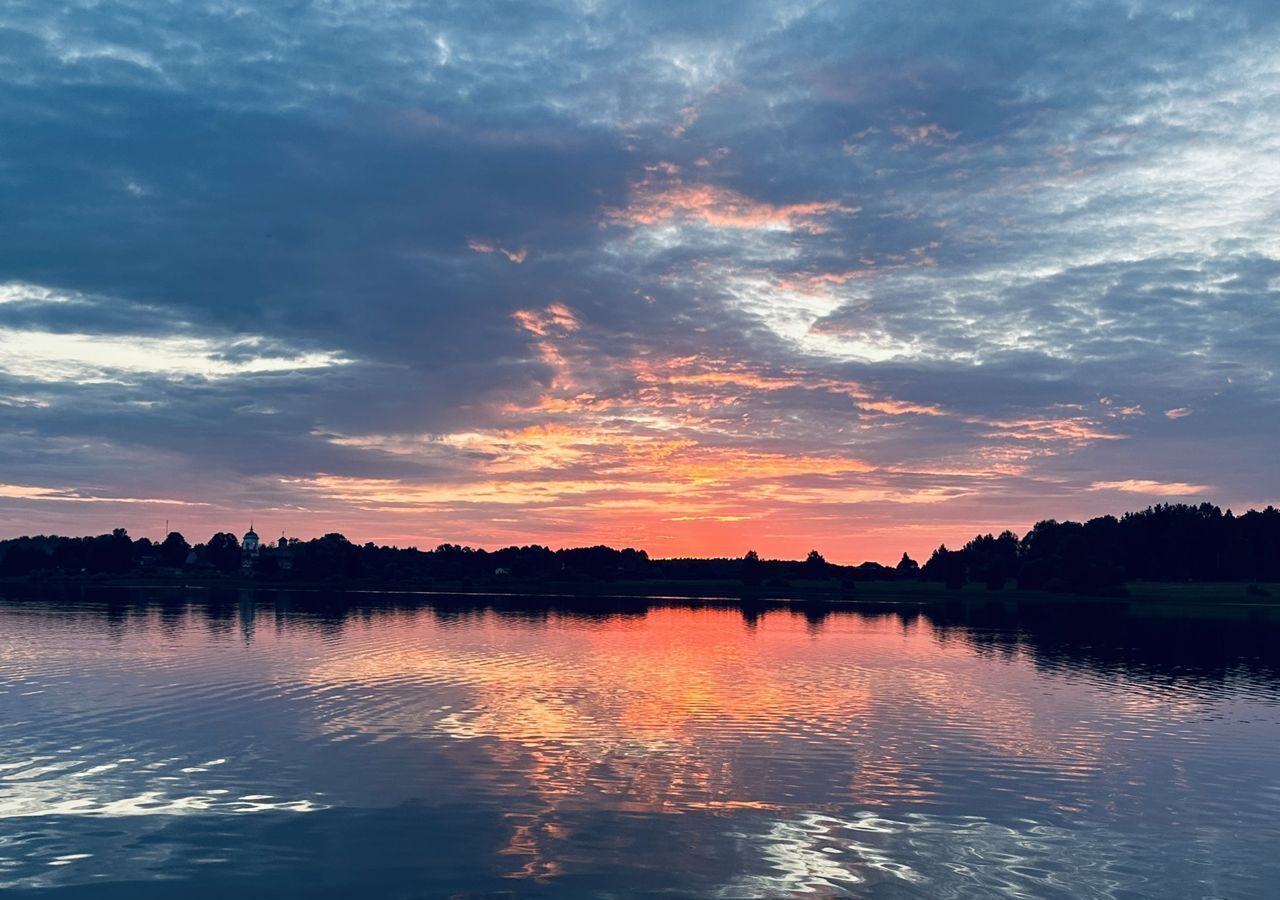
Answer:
1;592;1278;896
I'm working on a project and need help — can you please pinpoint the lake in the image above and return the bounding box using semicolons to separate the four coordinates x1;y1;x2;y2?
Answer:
1;587;1278;898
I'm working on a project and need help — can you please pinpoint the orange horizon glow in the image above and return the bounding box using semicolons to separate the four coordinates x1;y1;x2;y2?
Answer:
0;296;1226;565
0;0;1272;615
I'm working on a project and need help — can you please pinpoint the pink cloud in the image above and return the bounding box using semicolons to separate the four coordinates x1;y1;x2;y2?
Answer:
775;269;876;294
693;147;729;168
1100;396;1144;417
607;176;858;234
468;237;528;263
891;122;960;150
671;104;699;138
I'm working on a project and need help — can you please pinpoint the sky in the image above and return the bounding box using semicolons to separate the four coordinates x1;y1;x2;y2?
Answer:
0;0;1277;563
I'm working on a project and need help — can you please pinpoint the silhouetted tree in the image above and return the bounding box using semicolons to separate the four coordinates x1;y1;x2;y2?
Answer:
558;546;629;581
962;531;1020;590
81;528;135;573
295;533;364;579
619;547;651;579
922;545;966;590
160;532;191;567
804;550;828;578
0;541;46;576
204;532;241;573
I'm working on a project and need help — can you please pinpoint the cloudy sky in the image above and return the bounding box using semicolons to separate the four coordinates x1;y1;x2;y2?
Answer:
1;0;1277;561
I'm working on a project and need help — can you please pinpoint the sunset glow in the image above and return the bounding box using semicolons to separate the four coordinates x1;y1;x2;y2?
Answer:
0;1;1276;560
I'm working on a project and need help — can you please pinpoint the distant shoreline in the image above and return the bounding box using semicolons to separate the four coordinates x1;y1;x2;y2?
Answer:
5;573;1279;617
4;505;1277;599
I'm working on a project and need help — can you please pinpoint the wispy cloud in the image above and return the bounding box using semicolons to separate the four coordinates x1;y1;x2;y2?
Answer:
607;176;857;234
0;0;1275;560
468;238;528;263
0;484;210;506
1090;480;1211;497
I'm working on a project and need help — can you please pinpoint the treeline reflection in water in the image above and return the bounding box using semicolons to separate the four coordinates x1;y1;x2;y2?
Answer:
8;584;1280;694
4;586;1280;898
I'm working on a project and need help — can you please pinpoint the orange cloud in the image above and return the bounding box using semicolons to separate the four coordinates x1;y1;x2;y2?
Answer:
607;177;857;234
974;415;1121;444
512;303;581;390
858;398;946;416
513;303;579;337
309;321;1141;563
631;357;945;418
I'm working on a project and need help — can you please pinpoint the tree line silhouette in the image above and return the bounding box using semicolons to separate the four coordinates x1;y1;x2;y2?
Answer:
0;502;1276;593
922;503;1280;592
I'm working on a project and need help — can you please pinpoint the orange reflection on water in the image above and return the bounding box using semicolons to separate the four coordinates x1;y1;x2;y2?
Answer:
300;606;1114;882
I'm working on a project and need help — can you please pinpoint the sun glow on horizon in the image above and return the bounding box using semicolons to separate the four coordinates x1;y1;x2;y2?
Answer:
0;1;1273;557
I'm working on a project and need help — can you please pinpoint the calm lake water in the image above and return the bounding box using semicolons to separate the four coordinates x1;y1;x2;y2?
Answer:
1;588;1278;898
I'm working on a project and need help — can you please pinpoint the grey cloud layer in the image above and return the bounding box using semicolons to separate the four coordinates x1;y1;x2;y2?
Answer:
0;0;1276;548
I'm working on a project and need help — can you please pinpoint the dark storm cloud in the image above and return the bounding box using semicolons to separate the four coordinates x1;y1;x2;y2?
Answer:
0;0;1276;555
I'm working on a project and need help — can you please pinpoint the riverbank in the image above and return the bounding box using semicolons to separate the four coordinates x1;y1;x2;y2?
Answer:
5;573;1279;618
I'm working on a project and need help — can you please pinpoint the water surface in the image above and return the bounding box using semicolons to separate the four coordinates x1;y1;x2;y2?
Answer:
1;588;1278;898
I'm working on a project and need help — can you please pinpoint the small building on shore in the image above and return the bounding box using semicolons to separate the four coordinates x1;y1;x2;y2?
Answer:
240;525;260;573
272;535;294;571
241;527;295;575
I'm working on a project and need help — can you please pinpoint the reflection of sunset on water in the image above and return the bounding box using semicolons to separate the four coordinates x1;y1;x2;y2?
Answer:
298;605;1146;881
4;593;1279;896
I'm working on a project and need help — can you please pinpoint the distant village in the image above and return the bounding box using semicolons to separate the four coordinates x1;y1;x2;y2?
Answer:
185;525;294;574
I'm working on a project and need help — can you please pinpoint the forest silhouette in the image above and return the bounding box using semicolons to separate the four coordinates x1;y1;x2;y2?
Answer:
1;502;1277;595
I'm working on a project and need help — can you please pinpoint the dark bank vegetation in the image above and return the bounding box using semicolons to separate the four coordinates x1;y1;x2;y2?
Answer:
0;503;1277;599
924;502;1280;594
